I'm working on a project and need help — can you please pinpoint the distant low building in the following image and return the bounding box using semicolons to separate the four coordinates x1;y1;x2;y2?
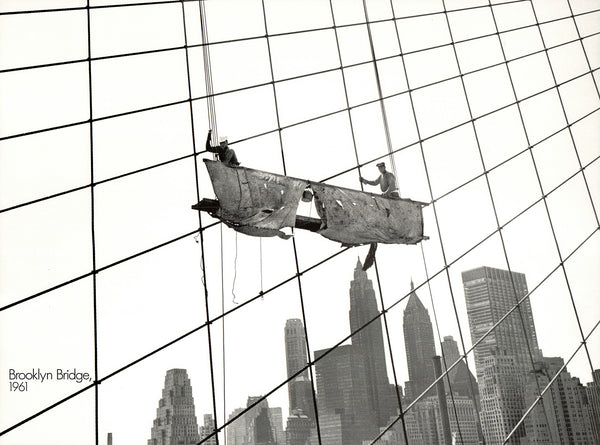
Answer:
286;410;312;445
225;397;283;445
199;413;217;445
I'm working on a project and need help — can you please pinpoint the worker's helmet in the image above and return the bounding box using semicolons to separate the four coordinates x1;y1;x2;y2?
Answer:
376;162;386;168
219;136;228;146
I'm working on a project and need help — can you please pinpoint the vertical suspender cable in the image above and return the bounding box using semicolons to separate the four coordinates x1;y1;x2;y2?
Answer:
260;2;323;443
85;2;100;444
385;0;486;442
328;1;410;441
528;0;600;378
361;0;399;194
183;2;220;443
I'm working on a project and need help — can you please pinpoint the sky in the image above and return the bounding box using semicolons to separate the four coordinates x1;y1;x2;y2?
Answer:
0;0;599;444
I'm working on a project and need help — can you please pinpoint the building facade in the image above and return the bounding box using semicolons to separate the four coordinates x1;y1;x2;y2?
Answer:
462;266;542;444
348;260;397;426
284;319;315;420
585;370;600;443
226;398;284;445
402;281;437;402
148;369;200;445
314;344;379;445
199;414;217;445
523;357;596;444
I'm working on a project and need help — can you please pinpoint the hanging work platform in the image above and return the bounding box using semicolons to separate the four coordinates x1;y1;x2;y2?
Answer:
192;160;428;245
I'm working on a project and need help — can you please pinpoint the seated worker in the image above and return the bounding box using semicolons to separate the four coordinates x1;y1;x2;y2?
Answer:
206;130;240;167
360;162;399;198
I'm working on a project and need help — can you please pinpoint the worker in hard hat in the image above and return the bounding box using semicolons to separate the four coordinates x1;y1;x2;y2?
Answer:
206;130;240;167
360;162;399;198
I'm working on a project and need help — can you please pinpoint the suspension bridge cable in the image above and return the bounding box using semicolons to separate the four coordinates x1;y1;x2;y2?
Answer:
369;1;485;443
505;318;600;443
3;7;598;144
180;1;221;443
361;0;399;187
3;219;598;438
0;0;534;18
259;2;324;443
2;5;599;443
327;0;410;441
418;246;468;445
527;0;600;380
2;142;597;329
566;0;600;392
3;8;597;81
461;0;599;438
84;1;100;444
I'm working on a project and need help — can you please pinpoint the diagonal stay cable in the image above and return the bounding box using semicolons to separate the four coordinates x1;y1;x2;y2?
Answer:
3;199;598;439
1;108;597;331
2;8;598;144
527;0;600;381
2;55;598;219
504;318;600;444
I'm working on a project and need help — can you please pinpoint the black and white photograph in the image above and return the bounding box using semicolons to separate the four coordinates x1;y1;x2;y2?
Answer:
0;0;599;444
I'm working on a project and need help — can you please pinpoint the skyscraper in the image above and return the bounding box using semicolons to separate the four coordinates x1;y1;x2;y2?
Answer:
402;281;437;402
462;266;541;445
314;345;379;444
148;369;200;445
348;260;397;426
284;319;315;419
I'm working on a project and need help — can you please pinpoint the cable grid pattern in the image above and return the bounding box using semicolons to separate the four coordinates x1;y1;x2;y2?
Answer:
0;1;598;445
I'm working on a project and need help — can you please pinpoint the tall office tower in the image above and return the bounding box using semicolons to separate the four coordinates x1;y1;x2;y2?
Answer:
523;357;596;444
348;260;396;426
462;266;541;445
284;319;315;419
585;370;600;443
314;344;379;445
148;369;200;445
402;281;437;402
199;414;217;445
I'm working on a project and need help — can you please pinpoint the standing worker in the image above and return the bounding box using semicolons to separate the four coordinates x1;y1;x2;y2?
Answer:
206;129;240;167
360;162;399;198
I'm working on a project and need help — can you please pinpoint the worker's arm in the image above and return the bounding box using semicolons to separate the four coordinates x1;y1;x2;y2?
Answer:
206;130;220;153
360;176;380;186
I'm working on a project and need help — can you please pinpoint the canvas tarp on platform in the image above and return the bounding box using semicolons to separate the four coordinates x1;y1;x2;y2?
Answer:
310;183;424;245
204;160;307;238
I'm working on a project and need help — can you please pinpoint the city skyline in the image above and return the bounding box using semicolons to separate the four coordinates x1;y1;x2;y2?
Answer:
176;262;599;445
